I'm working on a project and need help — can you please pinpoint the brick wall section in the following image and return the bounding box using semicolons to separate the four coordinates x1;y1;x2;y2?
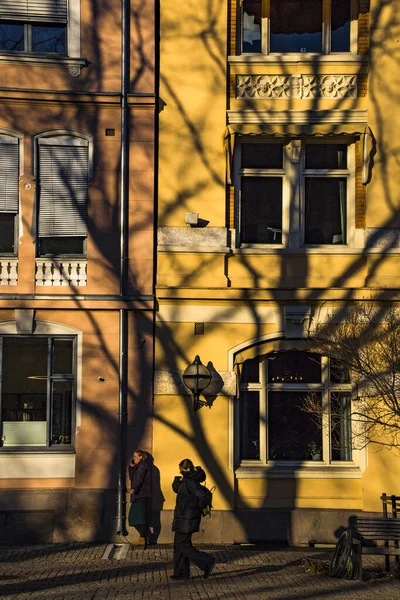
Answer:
229;0;238;55
358;1;370;55
355;139;367;229
230;74;236;98
358;73;368;97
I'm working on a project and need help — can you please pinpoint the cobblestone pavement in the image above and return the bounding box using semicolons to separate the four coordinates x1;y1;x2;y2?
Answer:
0;543;399;600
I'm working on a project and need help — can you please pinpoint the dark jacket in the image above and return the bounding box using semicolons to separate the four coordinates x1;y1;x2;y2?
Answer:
172;466;206;534
129;460;151;503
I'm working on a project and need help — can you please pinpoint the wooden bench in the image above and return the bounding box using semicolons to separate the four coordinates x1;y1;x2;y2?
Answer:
331;517;400;580
381;493;400;570
353;517;400;579
330;517;400;579
381;493;400;518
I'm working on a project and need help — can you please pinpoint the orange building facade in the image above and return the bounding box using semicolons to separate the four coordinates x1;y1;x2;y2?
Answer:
0;0;156;543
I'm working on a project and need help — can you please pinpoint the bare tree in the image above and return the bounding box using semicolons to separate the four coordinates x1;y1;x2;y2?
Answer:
304;303;400;451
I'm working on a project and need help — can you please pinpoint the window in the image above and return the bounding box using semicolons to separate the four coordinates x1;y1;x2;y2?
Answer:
0;1;68;54
236;139;353;248
37;135;89;257
0;336;76;448
241;0;354;54
238;350;353;465
0;134;20;254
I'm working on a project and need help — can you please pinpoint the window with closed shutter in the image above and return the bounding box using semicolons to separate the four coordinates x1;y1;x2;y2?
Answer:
0;0;68;22
0;137;19;213
0;0;68;54
38;137;88;255
0;136;19;254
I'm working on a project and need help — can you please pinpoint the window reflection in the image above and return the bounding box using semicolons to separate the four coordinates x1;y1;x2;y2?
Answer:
242;0;261;52
32;25;66;54
270;0;322;53
0;22;24;52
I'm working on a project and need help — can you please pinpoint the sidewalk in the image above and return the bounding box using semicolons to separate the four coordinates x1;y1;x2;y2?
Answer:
0;543;399;600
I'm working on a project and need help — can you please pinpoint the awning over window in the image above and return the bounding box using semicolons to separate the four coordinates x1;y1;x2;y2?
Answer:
0;138;19;213
223;123;373;184
0;0;68;23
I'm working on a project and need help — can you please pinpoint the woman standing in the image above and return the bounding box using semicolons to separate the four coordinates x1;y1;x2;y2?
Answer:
171;458;216;580
128;449;151;547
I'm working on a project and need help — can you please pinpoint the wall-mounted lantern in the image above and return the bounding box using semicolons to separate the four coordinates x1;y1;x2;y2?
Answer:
182;355;212;411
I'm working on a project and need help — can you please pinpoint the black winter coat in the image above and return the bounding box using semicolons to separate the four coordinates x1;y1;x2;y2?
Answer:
172;467;206;534
129;460;151;503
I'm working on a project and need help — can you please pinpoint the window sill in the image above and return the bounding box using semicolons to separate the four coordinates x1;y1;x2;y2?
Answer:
236;463;362;479
0;446;75;454
228;54;369;66
234;247;400;255
0;53;89;77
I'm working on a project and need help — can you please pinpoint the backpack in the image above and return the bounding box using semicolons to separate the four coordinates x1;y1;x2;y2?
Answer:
197;483;216;518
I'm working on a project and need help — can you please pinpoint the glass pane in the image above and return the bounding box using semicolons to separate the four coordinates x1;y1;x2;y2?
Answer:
330;359;350;383
1;338;48;446
268;391;322;460
270;0;322;53
305;145;347;169
241;177;282;244
0;213;15;253
52;380;72;445
331;0;351;52
32;25;66;54
304;178;346;245
331;392;352;461
40;237;86;256
241;357;260;383
0;22;24;52
242;144;283;169
242;0;261;52
53;339;73;374
268;351;321;383
240;391;260;459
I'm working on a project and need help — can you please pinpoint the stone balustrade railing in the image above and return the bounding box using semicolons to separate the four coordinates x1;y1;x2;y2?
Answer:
35;260;87;286
0;260;18;285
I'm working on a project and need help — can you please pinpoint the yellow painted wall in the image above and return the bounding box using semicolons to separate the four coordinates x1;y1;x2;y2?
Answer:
156;0;400;521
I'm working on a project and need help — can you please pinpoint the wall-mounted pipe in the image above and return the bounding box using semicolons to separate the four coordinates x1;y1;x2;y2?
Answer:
116;0;130;536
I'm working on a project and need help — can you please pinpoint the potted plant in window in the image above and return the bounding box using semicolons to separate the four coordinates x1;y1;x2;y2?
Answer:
308;441;322;461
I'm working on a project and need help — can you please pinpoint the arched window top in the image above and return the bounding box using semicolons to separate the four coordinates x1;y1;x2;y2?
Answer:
0;128;24;177
33;129;93;179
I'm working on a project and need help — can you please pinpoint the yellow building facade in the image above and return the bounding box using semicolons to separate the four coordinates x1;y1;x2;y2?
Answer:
155;0;400;543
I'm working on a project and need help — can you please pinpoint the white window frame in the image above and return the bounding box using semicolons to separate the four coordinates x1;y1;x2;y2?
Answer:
235;138;360;251
34;129;92;258
234;346;366;478
0;333;78;451
240;0;359;56
0;1;84;75
236;138;290;248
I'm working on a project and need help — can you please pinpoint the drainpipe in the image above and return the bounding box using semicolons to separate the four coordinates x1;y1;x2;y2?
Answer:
116;0;130;536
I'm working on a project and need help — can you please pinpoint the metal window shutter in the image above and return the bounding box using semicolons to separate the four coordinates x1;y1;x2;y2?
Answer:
0;1;68;23
38;144;88;237
0;140;19;213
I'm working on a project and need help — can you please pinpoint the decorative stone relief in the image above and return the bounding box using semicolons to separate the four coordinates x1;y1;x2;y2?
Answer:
36;260;87;286
69;66;81;77
237;75;291;98
0;260;18;285
237;75;357;99
302;75;357;99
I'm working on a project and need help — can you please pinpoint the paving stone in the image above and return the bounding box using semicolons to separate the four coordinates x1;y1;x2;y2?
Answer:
0;543;399;599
